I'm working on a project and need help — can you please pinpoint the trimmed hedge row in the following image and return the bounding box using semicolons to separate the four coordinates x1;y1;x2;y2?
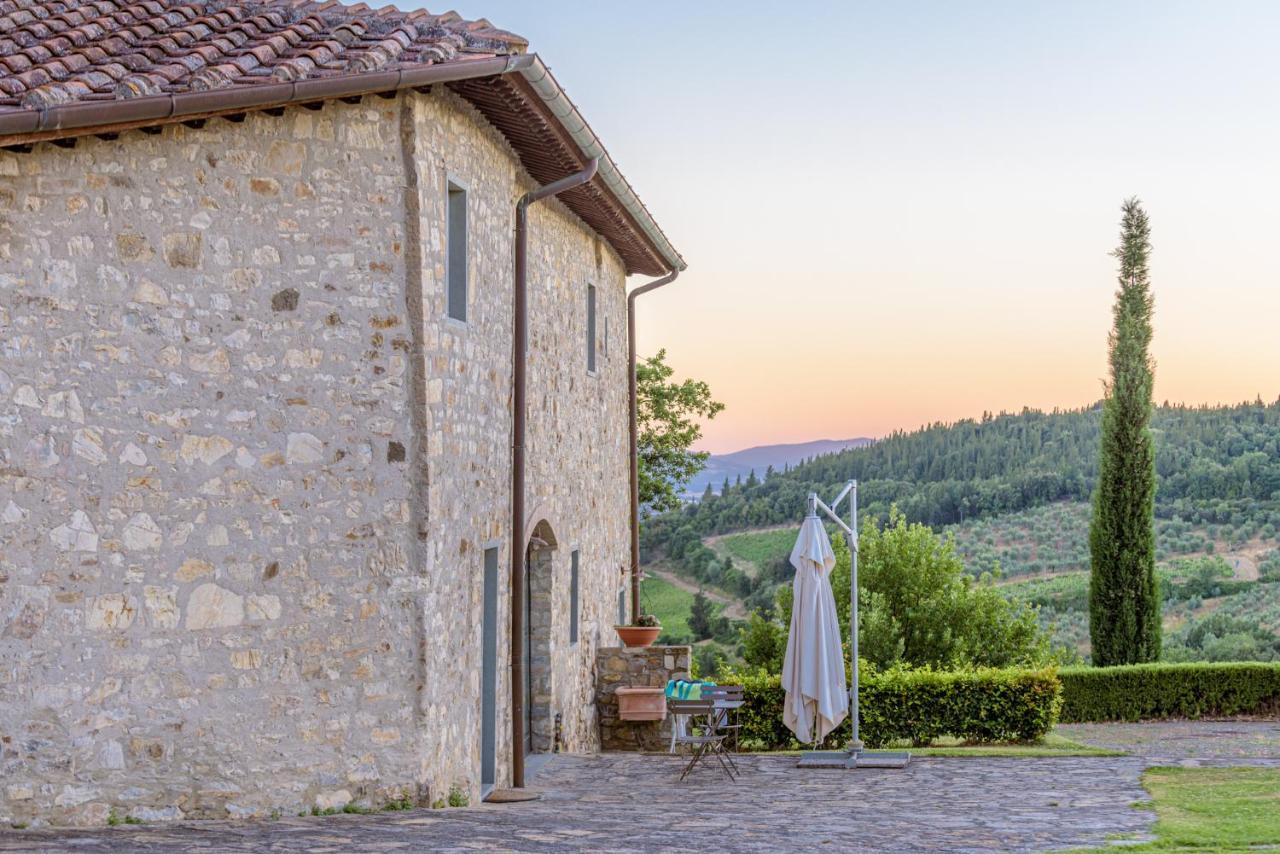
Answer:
726;666;1062;750
1059;662;1280;722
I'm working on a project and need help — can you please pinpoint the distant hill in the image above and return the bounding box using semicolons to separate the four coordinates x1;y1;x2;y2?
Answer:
684;438;873;499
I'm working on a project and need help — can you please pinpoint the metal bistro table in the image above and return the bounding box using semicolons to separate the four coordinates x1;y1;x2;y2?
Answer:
668;691;744;754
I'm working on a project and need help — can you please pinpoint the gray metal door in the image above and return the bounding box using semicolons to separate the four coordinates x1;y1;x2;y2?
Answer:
522;545;532;756
481;547;499;791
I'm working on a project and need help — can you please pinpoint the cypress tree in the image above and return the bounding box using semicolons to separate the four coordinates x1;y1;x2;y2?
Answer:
1089;198;1161;665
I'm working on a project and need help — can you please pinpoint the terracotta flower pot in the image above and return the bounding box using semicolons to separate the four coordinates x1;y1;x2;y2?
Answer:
614;625;661;648
615;686;667;721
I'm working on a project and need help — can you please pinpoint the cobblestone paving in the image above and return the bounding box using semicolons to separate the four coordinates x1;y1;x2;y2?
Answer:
3;752;1155;853
1059;719;1280;765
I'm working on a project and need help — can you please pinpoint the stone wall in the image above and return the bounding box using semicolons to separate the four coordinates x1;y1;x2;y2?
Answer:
596;645;692;751
0;87;633;826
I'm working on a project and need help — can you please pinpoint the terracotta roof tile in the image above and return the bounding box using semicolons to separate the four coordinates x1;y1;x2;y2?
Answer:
0;0;682;276
0;0;526;108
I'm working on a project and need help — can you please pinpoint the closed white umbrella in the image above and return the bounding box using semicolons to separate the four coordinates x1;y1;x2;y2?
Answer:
781;514;848;745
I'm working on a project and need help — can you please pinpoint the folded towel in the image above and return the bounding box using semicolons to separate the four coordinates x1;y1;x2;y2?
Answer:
665;678;715;700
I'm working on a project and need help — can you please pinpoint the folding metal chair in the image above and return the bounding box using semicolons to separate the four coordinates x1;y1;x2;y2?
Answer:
699;685;745;754
667;698;736;782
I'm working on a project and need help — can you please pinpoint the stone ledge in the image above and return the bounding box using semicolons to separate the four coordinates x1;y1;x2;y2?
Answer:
595;645;691;751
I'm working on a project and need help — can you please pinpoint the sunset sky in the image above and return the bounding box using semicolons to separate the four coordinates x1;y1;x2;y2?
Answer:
450;1;1280;453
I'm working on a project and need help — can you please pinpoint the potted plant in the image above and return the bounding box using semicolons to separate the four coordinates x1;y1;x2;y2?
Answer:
614;614;661;648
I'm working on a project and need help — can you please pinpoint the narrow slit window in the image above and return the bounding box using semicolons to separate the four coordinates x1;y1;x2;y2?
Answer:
586;284;597;372
569;549;580;644
447;182;467;322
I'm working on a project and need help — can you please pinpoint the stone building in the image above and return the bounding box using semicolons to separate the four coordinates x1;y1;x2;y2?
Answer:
0;0;683;825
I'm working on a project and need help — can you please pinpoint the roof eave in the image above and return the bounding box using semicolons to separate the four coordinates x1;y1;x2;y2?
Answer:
0;53;684;276
513;56;685;274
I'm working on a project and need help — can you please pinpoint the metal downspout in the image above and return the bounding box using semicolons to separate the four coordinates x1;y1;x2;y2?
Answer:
511;158;599;790
626;271;678;622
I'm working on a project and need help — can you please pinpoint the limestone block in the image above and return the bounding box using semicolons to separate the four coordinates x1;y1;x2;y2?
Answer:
314;789;351;811
2;500;27;524
176;558;213;582
24;433;61;468
144;586;179;629
72;427;107;464
286;432;324;464
246;594;282;621
185;584;243;630
180;435;234;466
87;594;136;631
162;232;202;268
51;510;98;552
122;512;163;550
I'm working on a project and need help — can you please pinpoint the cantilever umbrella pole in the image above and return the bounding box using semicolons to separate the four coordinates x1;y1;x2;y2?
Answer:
799;480;910;770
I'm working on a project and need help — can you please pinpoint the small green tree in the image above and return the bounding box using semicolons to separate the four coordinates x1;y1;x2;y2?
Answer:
740;609;785;672
636;349;724;514
760;510;1054;673
1089;197;1161;665
837;509;1052;669
689;590;714;641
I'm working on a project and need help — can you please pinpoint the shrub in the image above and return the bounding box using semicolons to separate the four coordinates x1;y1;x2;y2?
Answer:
1060;662;1280;722
724;664;1061;750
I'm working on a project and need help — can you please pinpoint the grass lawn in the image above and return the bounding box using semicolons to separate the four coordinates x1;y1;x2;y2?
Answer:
642;575;720;642
714;528;795;575
1113;766;1280;851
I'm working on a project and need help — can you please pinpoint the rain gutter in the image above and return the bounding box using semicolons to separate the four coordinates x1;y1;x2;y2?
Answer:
510;157;600;790
626;271;678;623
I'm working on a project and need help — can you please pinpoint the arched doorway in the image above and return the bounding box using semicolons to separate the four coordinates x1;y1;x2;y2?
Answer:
523;519;557;756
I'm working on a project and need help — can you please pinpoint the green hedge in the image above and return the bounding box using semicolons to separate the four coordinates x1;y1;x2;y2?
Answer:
726;666;1062;750
1060;662;1280;722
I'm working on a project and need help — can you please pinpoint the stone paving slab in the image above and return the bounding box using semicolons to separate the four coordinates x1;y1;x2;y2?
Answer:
2;752;1153;853
1059;719;1280;764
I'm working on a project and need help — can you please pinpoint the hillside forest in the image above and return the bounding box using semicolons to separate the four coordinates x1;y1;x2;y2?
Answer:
639;400;1280;669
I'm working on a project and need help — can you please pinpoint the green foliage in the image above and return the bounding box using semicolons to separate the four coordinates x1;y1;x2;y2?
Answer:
851;510;1054;669
636;348;724;514
1164;612;1280;663
740;610;785;672
446;785;469;808
644;399;1280;572
721;664;1061;750
694;643;724;677
1163;555;1251;602
106;808;143;826
382;795;414;811
1059;662;1280;722
734;510;1057;674
1260;549;1280;582
1090;197;1161;666
689;590;714;641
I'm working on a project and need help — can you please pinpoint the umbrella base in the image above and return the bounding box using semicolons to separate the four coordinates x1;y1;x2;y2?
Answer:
797;750;911;769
